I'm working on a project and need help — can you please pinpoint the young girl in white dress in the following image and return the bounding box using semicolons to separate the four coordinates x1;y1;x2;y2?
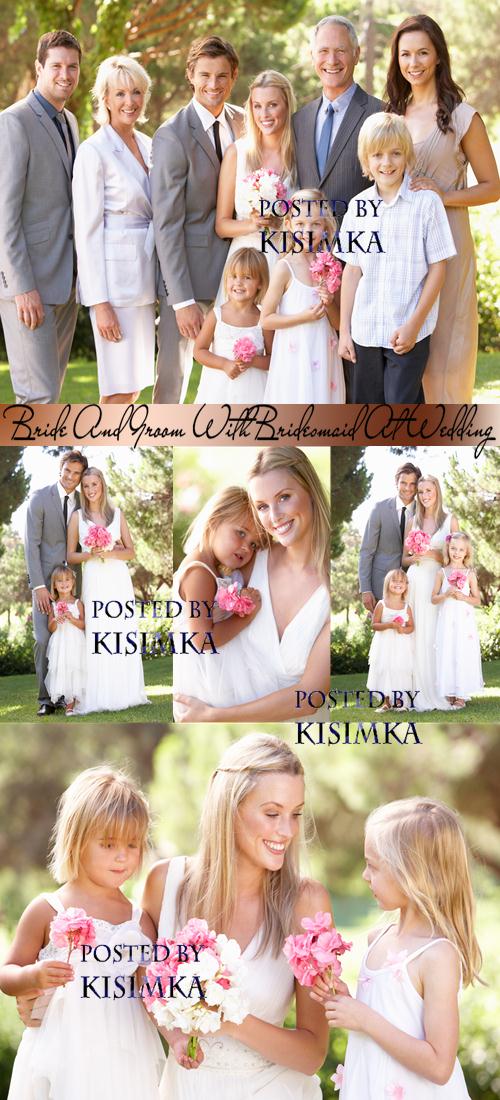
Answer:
367;569;415;711
432;532;483;709
173;486;265;720
261;188;345;404
194;249;272;404
45;565;86;715
1;766;165;1100
316;797;481;1099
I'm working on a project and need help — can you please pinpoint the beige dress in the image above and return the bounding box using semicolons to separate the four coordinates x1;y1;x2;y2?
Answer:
411;102;478;403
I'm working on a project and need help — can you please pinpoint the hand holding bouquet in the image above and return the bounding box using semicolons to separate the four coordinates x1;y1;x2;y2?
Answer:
233;336;258;367
50;908;97;963
405;529;431;557
283;911;352;992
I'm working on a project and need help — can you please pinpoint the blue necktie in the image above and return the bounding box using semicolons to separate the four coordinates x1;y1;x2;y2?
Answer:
316;103;334;178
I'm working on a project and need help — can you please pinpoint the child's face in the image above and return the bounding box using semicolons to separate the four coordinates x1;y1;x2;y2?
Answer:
388;575;407;597
227;268;260;304
290;207;327;250
363;834;407;911
80;833;141;889
448;539;467;565
367;145;406;190
211;516;259;570
55;574;74;597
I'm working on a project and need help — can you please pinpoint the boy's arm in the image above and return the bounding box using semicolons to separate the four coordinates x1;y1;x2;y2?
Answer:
391;261;446;355
339;264;362;362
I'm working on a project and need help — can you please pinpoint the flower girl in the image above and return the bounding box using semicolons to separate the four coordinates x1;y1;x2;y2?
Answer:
1;766;165;1100
367;569;415;711
432;532;483;708
261;188;345;403
45;565;86;715
317;797;481;1099
194;248;272;404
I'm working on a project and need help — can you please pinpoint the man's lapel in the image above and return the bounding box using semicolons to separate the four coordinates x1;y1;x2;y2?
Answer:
50;484;66;537
320;90;365;184
299;97;322;186
187;103;220;172
29;91;72;181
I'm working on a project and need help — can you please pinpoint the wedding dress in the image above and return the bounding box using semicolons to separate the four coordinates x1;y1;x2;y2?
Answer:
407;514;452;711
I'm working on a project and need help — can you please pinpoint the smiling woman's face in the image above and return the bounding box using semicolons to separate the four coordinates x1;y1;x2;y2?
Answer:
249;469;313;547
234;772;305;874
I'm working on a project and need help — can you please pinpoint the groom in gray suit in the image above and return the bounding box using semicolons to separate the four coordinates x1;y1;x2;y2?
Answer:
24;450;87;716
151;35;244;403
0;30;81;404
358;462;422;613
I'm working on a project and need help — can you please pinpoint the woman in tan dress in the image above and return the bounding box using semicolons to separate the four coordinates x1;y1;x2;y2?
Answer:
385;14;500;403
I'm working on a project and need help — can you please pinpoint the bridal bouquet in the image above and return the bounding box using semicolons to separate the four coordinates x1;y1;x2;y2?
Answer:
405;529;431;556
310;252;342;294
240;168;287;214
448;570;467;590
216;582;255;616
283;911;352;989
50;908;97;963
233;336;258;364
83;524;113;553
144;918;248;1058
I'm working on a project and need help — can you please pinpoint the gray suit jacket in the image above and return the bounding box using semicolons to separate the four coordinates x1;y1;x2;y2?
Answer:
293;85;383;216
151;101;244;303
24;485;81;592
358;497;415;600
0;91;78;303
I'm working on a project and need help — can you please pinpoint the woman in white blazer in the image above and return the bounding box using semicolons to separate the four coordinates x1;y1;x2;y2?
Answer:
73;56;156;403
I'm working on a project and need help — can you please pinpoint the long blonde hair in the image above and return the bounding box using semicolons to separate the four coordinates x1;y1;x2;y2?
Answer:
177;734;305;956
247;447;330;581
49;766;150;883
183;485;267;557
414;475;447;530
366;798;482;986
80;467;115;526
244;70;296;181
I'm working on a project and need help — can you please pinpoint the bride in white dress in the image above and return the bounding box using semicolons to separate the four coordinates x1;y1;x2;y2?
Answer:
403;475;458;711
214;70;296;305
67;467;149;714
142;733;330;1098
174;448;330;722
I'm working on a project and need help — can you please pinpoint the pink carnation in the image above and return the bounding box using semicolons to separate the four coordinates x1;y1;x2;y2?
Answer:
405;529;431;556
216;582;255;616
393;615;405;625
448;569;467;590
310;252;342;294
283;911;352;988
83;524;113;551
55;600;69;617
50;908;96;962
233;337;258;364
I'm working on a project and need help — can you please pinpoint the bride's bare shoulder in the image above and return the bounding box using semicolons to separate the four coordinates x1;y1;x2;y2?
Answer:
294;878;332;924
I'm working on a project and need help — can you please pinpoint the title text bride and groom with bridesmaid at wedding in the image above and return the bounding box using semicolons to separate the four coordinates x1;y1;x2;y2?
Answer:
359;461;483;712
1;14;498;405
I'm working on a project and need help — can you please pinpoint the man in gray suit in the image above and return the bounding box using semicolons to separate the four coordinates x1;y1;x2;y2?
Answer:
24;450;87;715
358;462;422;613
293;16;383;217
0;30;81;404
151;35;244;404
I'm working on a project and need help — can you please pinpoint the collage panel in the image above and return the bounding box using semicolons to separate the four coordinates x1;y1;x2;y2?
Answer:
0;724;498;1100
0;446;172;724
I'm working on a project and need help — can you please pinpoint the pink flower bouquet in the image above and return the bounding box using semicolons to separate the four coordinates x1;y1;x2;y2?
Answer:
310;252;342;294
233;336;258;364
405;529;431;556
50;908;97;963
240;168;287;214
144;917;248;1058
283;911;352;989
448;570;467;590
216;582;255;616
83;524;113;552
55;600;69;617
393;616;405;626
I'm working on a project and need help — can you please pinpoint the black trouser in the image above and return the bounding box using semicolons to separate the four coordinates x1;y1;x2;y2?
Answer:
351;337;430;403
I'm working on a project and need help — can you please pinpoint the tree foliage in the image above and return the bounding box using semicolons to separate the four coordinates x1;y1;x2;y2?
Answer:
0;449;29;531
105;447;173;598
444;449;500;605
331;448;372;560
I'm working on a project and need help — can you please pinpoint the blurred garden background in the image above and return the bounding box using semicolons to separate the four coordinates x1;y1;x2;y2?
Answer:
0;0;499;401
0;446;173;721
330;445;500;721
0;723;499;1097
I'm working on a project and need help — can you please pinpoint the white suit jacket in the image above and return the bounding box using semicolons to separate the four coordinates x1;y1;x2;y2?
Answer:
72;124;156;307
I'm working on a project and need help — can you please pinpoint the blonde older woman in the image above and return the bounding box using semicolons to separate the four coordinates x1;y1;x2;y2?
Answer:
72;56;156;403
214;70;296;303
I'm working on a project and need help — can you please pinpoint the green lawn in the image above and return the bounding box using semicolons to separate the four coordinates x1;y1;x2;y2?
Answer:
330;659;500;723
0;656;171;723
1;352;499;404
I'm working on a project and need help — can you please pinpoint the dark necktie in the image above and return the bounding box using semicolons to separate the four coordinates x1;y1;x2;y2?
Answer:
212;120;223;163
316;102;334;177
400;506;406;543
54;112;75;167
63;495;69;528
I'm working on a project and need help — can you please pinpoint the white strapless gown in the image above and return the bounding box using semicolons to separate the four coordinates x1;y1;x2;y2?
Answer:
158;857;322;1099
407;515;452;711
76;509;149;713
